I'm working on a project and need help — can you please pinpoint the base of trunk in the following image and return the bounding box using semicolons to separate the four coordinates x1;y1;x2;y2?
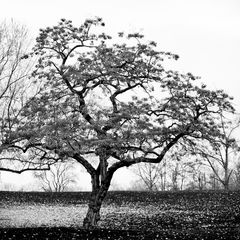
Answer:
83;207;101;229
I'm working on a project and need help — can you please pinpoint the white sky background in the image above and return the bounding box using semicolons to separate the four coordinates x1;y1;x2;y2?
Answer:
0;0;240;190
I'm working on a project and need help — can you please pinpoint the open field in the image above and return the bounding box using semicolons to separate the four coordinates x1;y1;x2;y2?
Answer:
0;191;240;239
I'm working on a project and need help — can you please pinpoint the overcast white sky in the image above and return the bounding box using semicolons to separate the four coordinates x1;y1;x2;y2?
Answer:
1;0;240;190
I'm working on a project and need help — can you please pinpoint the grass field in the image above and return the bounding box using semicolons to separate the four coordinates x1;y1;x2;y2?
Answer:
0;190;240;239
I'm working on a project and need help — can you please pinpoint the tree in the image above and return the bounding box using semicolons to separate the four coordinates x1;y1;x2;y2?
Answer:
186;160;207;190
16;18;234;228
166;147;189;191
134;162;161;191
0;21;29;153
158;159;167;191
233;161;240;189
209;172;221;190
0;21;59;174
191;116;240;190
34;161;77;192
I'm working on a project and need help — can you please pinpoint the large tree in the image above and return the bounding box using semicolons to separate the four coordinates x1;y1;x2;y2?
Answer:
17;18;234;228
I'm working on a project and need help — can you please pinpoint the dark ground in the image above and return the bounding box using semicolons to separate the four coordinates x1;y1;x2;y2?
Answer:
0;190;240;239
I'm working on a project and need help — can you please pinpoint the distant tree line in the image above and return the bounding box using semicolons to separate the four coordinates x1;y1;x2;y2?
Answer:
134;117;240;191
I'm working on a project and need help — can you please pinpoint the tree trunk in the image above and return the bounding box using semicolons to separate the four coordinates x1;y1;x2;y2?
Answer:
223;166;229;190
83;179;110;228
223;179;229;190
83;198;102;228
83;149;115;228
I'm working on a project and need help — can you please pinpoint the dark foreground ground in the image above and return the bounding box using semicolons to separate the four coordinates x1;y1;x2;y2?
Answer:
0;190;240;239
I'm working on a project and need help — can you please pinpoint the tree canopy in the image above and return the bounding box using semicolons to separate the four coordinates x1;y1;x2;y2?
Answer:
20;18;234;164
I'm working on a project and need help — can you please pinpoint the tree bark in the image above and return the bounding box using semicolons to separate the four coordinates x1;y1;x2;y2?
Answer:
83;174;111;228
83;198;101;228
